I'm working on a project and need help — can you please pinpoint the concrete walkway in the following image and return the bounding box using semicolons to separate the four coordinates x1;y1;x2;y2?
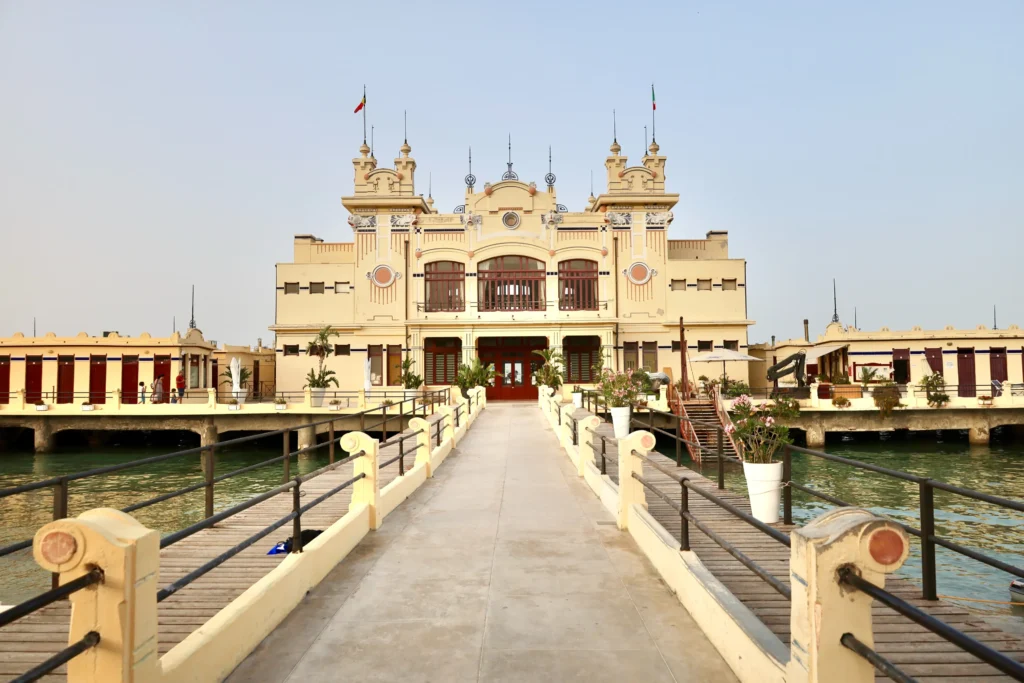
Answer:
227;402;736;683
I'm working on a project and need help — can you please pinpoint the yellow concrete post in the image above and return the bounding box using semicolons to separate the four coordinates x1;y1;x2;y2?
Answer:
206;388;217;408
578;415;602;477
111;388;121;410
303;387;312;408
787;508;910;683
15;388;25;410
408;416;432;477
341;431;380;529
616;430;655;530
32;509;160;683
357;388;366;409
537;384;547;408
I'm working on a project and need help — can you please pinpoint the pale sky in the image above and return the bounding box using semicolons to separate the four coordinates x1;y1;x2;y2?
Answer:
1;1;1021;346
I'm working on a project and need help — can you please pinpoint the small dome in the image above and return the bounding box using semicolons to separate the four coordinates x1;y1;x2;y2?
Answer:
610;140;621;154
400;141;411;156
648;140;660;154
359;142;371;157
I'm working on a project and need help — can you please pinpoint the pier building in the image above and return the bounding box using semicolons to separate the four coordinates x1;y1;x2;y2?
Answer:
272;136;753;399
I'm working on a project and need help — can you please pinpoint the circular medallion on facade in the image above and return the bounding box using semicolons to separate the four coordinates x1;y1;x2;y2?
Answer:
502;212;521;230
370;265;397;287
626;262;653;285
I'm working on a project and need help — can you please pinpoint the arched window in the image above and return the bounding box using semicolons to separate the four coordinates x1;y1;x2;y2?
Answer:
477;255;546;311
558;259;598;311
424;261;465;312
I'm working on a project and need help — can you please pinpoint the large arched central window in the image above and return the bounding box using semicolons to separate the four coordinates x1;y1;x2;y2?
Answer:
558;259;598;311
424;261;465;312
478;255;546;311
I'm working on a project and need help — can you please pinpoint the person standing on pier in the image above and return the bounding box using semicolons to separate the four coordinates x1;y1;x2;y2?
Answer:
139;381;146;404
175;370;186;403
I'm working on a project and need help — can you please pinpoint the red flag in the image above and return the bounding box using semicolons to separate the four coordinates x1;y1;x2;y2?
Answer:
354;94;366;114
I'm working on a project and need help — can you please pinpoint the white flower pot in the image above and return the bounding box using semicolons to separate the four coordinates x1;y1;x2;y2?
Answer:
275;404;287;411
329;404;341;411
232;390;247;405
310;388;326;407
743;461;784;524
572;393;583;409
228;404;241;411
81;405;95;412
35;404;48;412
610;406;631;439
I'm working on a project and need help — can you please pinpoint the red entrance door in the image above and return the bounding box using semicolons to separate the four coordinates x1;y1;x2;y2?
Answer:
957;348;976;397
477;337;547;400
0;356;9;404
57;356;75;403
26;356;42;404
122;356;139;404
89;356;107;404
154;356;171;403
990;348;1008;391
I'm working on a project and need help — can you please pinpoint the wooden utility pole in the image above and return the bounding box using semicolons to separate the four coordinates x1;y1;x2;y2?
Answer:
678;317;687;402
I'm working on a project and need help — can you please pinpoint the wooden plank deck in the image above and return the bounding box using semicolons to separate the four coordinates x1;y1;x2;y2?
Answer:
583;411;1024;682
0;414;443;682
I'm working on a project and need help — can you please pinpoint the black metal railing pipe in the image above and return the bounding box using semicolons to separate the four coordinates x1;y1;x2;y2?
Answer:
839;633;916;683
0;567;104;629
10;631;101;683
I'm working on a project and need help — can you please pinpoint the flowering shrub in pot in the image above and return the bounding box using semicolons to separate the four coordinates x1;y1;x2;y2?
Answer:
596;370;642;438
725;395;799;523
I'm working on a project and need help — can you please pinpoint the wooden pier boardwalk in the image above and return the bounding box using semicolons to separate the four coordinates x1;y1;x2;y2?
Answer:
0;414;443;682
583;410;1024;682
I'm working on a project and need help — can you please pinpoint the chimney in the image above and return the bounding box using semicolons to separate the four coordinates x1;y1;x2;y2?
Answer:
257;337;263;349
803;319;809;342
771;335;776;348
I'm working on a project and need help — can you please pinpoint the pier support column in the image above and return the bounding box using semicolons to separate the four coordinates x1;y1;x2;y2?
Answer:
805;423;826;449
33;421;54;454
297;416;317;455
968;423;990;445
197;419;218;447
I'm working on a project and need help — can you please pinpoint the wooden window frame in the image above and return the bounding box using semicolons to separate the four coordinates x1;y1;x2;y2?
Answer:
558;260;598;311
424;261;466;312
623;342;639;372
642;342;658;373
284;282;299;295
697;279;712;292
722;279;737;291
309;282;325;294
478;255;546;312
425;338;461;385
283;345;299;356
565;336;600;383
368;345;383;386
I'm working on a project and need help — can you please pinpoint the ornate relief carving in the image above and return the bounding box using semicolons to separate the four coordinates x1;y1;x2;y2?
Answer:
348;215;377;229
367;265;400;287
460;211;482;227
607;212;632;227
645;211;673;226
540;212;563;226
390;214;417;227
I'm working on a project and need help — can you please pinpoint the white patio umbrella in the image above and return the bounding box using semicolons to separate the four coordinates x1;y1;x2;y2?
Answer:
689;349;764;388
363;358;372;392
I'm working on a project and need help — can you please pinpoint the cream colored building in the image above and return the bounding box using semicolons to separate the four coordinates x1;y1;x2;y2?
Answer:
0;330;215;405
273;136;753;400
211;343;276;399
751;321;1024;397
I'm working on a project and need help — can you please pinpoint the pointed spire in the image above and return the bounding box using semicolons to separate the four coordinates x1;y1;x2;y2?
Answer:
464;146;476;189
590;170;594;197
502;134;518;180
428;172;432;198
545;145;556;187
644;125;648;155
370;125;375;158
831;280;840;324
610;110;621;154
403;110;407;144
189;285;196;330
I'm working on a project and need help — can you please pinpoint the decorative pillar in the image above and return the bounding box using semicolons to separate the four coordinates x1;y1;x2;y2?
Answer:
616;429;655;530
408;416;433;476
342;431;380;529
577;415;602;476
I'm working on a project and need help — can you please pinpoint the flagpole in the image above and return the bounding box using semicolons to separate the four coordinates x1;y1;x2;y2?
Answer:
651;83;656;143
362;84;367;144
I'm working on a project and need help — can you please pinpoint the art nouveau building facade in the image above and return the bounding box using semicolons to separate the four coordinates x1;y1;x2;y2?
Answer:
272;137;753;400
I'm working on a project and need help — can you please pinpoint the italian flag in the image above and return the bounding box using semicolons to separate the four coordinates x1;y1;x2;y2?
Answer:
353;94;366;114
652;85;656;110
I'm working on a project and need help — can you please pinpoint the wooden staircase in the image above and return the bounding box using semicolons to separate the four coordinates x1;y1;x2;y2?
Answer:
677;399;739;464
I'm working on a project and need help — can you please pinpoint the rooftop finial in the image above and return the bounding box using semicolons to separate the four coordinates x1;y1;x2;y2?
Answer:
832;280;840;324
610;110;621;154
428;172;432;198
651;83;657;143
189;285;196;330
545;145;556;187
370;125;374;158
644;125;648;155
502;134;518;180
403;110;407;144
465;146;476;188
590;170;594;197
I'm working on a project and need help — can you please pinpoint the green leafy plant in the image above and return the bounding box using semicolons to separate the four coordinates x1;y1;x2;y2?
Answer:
328;399;340;406
400;356;423;390
227;398;239;406
631;368;654;394
833;371;851;385
979;395;992;402
918;372;949;408
220;365;252;388
831;395;851;409
571;385;583;394
381;399;394;408
589;353;605;379
872;382;904;418
724;380;751;398
725;395;800;463
274;397;286;405
859;367;880;386
532;348;564;390
304;326;338;388
456;357;501;392
595;369;643;408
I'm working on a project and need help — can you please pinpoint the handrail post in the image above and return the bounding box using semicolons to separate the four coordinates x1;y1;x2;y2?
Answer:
342;431;381;529
382;405;388;442
51;477;68;590
616;430;655;530
328;421;335;464
203;446;215;520
783;445;792;526
680;479;690;551
675;415;682;466
920;480;937;600
291;477;303;553
787;508;909;683
360;410;365;432
33;509;160;682
409;416;433;477
398;437;405;476
282;429;291;483
716;428;725;490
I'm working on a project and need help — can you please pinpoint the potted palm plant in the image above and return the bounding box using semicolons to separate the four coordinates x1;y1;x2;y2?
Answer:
726;395;800;523
400;357;423;402
531;348;564;393
220;359;251;405
596;369;642;438
456;357;501;393
305;326;339;406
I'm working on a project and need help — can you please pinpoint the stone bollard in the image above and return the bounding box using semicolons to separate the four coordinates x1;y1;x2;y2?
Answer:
787;508;910;683
33;509;160;683
577;415;602;477
616;430;655;530
808;382;821;408
341;431;380;530
357;388;366;409
303;387;313;408
206;388;217;409
408;417;433;477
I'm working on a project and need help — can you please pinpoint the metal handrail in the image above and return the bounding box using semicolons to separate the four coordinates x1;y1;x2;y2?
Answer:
839;633;916;683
